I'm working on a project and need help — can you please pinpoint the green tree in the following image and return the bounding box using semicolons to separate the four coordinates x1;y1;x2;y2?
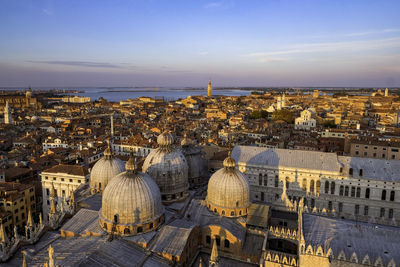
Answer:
272;110;293;123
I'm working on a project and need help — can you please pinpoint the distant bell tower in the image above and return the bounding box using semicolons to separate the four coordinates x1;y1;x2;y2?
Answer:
207;80;212;97
4;101;12;125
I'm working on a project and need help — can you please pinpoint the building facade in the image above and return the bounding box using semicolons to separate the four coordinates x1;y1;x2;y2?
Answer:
40;165;89;219
232;146;400;227
295;109;316;130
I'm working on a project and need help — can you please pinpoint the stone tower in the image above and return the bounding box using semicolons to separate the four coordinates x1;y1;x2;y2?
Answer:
207;80;212;98
4;101;12;124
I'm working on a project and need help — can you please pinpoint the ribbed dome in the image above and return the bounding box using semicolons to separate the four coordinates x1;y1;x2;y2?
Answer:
181;140;207;187
100;159;164;235
90;149;125;193
143;135;189;203
157;131;173;147
206;154;250;217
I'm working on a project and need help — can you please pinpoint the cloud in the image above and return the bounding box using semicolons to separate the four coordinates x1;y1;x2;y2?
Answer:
27;60;126;69
42;9;53;16
383;29;400;33
248;37;400;62
204;2;223;9
203;1;234;9
199;51;209;56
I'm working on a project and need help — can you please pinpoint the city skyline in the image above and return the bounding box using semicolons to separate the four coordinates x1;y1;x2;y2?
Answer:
1;0;400;87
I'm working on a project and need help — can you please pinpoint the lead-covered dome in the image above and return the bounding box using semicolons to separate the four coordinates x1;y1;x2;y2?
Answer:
90;145;125;193
142;131;189;204
206;152;250;217
181;134;207;189
100;156;164;236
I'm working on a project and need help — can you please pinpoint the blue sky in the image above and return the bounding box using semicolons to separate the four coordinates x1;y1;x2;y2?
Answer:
0;0;399;87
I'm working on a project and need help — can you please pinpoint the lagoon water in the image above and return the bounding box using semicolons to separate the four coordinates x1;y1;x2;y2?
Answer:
68;87;251;102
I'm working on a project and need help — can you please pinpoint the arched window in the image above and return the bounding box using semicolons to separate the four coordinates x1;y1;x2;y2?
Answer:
302;179;307;191
310;180;315;192
359;169;363;177
222;210;225;215
149;223;153;229
216;236;220;246
365;188;370;199
324;181;329;194
113;214;118;224
137;226;143;233
286;177;290;189
339;185;344;196
103;223;107;230
259;174;262;186
124;228;130;235
274;175;279;187
230;211;235;216
381;190;387;200
345;186;349;196
239;210;242;215
331;182;335;194
390;191;395;201
214;208;217;213
349;168;353;175
316;180;321;193
224;239;230;248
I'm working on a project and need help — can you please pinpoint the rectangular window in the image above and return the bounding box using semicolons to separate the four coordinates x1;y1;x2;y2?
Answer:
351;186;355;197
380;208;385;218
339;202;343;213
364;206;369;216
389;209;394;219
355;205;359;215
356;187;361;198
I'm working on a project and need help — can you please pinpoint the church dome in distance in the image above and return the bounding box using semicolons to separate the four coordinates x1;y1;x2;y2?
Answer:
90;144;125;193
206;151;250;217
100;155;164;236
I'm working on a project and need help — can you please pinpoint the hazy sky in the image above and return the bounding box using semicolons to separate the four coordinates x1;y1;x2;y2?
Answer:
1;0;400;87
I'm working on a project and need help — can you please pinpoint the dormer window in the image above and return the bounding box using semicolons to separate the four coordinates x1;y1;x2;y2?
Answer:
359;169;363;177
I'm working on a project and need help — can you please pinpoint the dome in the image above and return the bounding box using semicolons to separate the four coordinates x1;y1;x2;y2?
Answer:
100;156;164;236
143;133;189;204
181;138;207;188
206;153;250;217
90;146;125;193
